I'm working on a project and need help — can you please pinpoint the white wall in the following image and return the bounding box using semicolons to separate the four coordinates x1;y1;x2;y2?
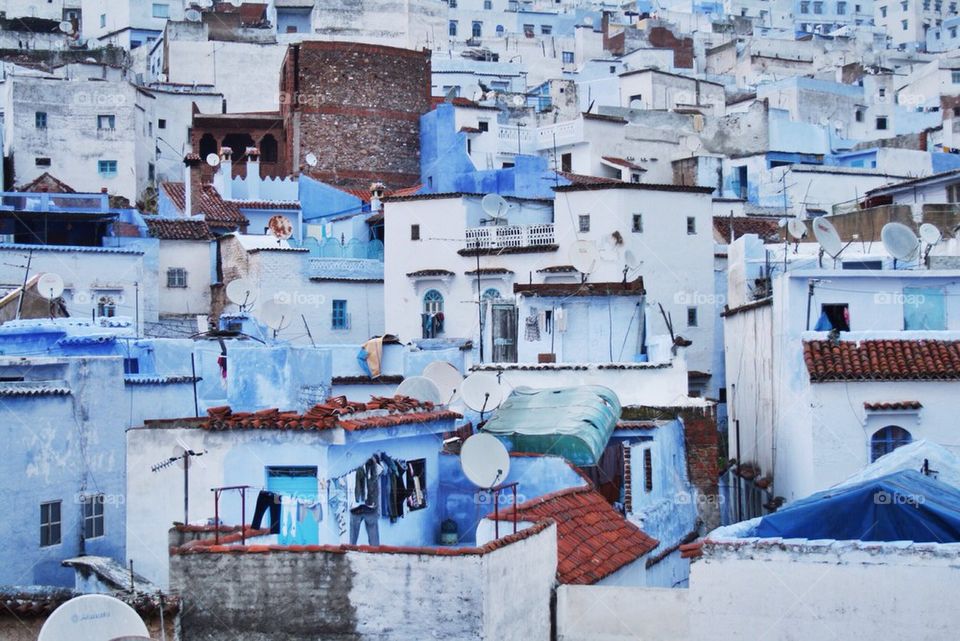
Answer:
556;585;690;641
156;239;211;316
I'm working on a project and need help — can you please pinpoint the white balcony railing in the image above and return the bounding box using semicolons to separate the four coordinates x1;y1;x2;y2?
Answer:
464;223;555;251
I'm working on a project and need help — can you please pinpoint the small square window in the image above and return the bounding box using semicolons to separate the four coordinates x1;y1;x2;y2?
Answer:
952;70;960;83
687;306;698;327
632;213;643;233
578;214;590;232
484;0;492;8
35;157;51;167
82;494;104;539
99;13;106;27
478;120;489;132
902;18;909;28
167;268;187;288
562;51;574;63
40;500;61;547
855;109;864;122
123;357;140;374
158;118;167;129
98;160;118;176
152;3;170;18
332;299;349;330
901;0;908;8
411;224;421;241
541;25;552;34
821;303;850;331
35;111;47;129
97;114;116;130
876;116;889;130
687;216;697;234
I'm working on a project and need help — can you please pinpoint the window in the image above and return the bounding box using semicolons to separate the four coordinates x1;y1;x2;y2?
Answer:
578;214;590;232
562;51;574;63
686;307;698;327
410;224;420;241
801;0;810;12
167;268;187;288
158;118;167;129
123;357;139;374
332;299;348;330
902;0;909;7
879;87;887;97
541;25;552;34
643;449;653;492
561;152;572;172
97;114;115;130
925;0;931;7
523;23;535;36
871;426;912;462
936;0;942;8
820;303;850;331
880;4;888;15
40;501;61;547
148;162;155;181
449;0;456;6
478;120;489;132
496;24;505;36
484;0;492;7
856;3;862;10
98;160;118;177
449;20;457;36
632;213;643;233
814;1;824;13
952;25;959;36
903;286;946;330
472;21;482;38
687;216;697;234
952;70;960;83
152;3;170;18
902;18;909;28
35;111;47;129
423;289;444;314
97;296;116;318
100;13;106;27
838;1;847;13
952;1;958;11
82;494;105;539
35;157;51;167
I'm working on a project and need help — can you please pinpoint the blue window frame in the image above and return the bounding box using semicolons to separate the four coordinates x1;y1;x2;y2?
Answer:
871;426;912;462
331;299;348;329
98;160;118;177
35;112;47;129
423;289;444;314
449;20;457;36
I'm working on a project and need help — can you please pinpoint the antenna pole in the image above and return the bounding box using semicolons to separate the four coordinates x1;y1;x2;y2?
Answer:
805;279;816;331
190;353;199;418
301;314;316;347
477;240;484;364
15;249;32;321
184;454;190;525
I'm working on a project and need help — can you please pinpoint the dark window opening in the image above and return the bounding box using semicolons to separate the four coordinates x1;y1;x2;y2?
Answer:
260;134;279;163
643;449;653;492
411;224;420;241
561;152;572;172
821;303;850;331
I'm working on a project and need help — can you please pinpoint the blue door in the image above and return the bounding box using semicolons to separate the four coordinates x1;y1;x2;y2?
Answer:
266;467;319;545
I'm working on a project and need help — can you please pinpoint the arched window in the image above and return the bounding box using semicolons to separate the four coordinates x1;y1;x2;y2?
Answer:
496;24;505;36
198;133;218;159
260;134;278;163
423;289;444;314
221;133;255;160
472;21;482;38
482;288;501;301
871;426;912;462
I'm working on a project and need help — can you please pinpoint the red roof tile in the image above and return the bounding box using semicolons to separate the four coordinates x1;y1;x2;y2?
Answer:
804;340;960;382
713;216;782;243
16;172;76;193
863;400;923;411
556;171;619;185
514;277;644;298
160;181;248;227
601;156;646;171
231;200;300;211
492;486;658;584
144;217;214;240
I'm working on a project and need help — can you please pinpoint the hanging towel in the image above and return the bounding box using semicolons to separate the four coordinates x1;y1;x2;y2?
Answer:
525;314;540;341
814;311;833;331
328;476;348;540
360;336;385;378
556;308;567;332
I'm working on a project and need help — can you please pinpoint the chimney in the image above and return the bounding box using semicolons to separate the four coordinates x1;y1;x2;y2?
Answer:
183;153;203;217
246;146;261;200
215;147;233;200
370;181;385;212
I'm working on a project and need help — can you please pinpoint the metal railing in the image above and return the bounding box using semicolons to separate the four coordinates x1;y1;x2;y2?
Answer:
464;223;554;250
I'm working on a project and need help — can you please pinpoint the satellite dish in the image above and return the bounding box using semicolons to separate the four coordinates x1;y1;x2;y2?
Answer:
258;299;291;332
423;361;463;403
787;218;807;240
460;433;511;489
304;152;318;167
85;38;98;50
205;153;220;167
683;136;702;152
225;278;256;308
460;372;504;412
624;249;641;269
511;95;526;107
58;20;74;34
812;217;843;258
36;273;65;299
444;86;459;103
919;223;942;245
569;240;599;274
396;376;444;405
881;222;920;261
267;215;294;240
584;15;595;26
481;193;510;221
38;594;149;641
185;8;202;21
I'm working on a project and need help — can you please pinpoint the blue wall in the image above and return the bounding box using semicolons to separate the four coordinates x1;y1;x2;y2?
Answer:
299;175;365;222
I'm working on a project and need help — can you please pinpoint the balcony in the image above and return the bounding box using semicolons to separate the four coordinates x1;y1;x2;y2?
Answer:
0;192;110;213
497;118;584;156
461;223;556;255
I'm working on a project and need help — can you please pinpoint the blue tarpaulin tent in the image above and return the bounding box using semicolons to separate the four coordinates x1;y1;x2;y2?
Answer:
754;470;960;543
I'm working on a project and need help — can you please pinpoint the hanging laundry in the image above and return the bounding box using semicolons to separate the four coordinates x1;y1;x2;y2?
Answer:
405;460;427;511
279;495;298;544
251;490;281;534
524;314;540;342
358;336;386;377
327;476;348;541
556;307;567;332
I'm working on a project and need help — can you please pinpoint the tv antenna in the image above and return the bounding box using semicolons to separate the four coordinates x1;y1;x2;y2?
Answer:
151;444;206;524
39;594;150;641
58;20;74;34
881;222;920;266
461;372;504;421
480;193;511;225
225;277;256;312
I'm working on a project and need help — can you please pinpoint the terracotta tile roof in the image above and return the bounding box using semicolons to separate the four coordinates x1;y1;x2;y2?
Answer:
407;269;455;278
601;156;646;171
195;395;460;432
464;267;514;275
713;216;782;243
160;182;248;227
537;265;578;273
335;183;423;204
0;586;179;619
430;96;500;111
459;126;483;133
231;200;301;211
514;277;644;298
863;401;923;411
493;486;658;584
804;340;960;382
15;172;76;193
557;171;618;186
144;217;215;240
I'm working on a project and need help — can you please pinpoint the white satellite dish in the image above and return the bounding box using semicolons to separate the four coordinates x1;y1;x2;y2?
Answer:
511;95;526;107
569;240;599;274
460;372;504;413
624;249;641;269
584;15;595;26
267;215;294;241
812;216;843;258
205;153;220;167
919;223;942;246
787;218;807;240
423;361;463;403
185;8;202;21
304;152;318;167
396;376;444;405
481;193;510;223
225;278;256;309
58;20;74;34
460;433;511;489
36;273;65;299
881;222;920;261
258;299;291;332
38;594;149;641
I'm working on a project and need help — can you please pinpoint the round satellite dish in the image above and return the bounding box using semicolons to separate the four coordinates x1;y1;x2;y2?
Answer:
396;376;444;405
624;249;641;269
205;153;220;167
881;222;920;261
185;8;202;21
481;193;510;218
38;594;149;641
58;20;74;34
569;240;599;274
460;372;504;412
787;218;807;240
85;38;97;49
304;152;318;167
225;278;256;307
511;95;526;107
812;217;843;258
919;222;942;245
584;15;594;25
267;215;294;240
460;433;511;489
258;299;290;331
423;361;463;403
36;273;65;299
